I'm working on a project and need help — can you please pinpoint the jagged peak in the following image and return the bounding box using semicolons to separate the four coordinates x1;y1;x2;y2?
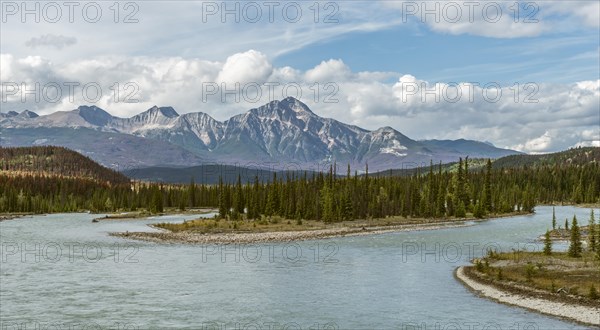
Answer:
75;105;113;126
143;105;179;118
77;105;105;112
18;110;39;118
374;126;397;133
179;111;222;125
247;97;316;120
281;97;314;114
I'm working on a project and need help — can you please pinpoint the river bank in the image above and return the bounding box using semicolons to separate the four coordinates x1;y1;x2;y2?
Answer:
111;221;471;243
0;213;31;222
111;212;529;244
92;208;217;221
456;266;600;326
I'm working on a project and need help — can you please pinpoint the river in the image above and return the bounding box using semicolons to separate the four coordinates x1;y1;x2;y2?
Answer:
1;206;597;329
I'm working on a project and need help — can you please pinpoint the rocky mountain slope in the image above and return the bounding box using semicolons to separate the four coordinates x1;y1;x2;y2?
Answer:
0;97;521;171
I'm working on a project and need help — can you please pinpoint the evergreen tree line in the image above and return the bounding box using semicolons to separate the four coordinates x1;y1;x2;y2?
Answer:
0;146;129;184
544;210;600;259
1;158;598;220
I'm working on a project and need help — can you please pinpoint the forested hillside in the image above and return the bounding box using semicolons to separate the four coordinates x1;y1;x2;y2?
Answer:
372;147;600;177
0;145;598;219
0;146;130;184
491;147;599;169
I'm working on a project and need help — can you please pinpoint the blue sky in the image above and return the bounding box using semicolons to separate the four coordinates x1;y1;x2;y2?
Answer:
1;0;599;153
279;29;599;84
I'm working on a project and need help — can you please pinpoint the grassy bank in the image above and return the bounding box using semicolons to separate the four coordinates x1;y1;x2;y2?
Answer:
93;208;216;221
464;251;600;306
154;211;528;235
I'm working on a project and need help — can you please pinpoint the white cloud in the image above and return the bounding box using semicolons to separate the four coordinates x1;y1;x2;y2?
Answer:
512;131;553;153
1;52;598;154
25;34;77;49
305;59;351;82
217;50;273;85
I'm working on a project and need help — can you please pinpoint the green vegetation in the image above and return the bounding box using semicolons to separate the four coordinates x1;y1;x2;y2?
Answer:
490;147;600;169
467;250;600;303
588;210;597;252
0;146;129;183
374;147;599;177
1;147;599;221
568;215;583;258
155;212;521;234
543;230;552;256
467;209;600;305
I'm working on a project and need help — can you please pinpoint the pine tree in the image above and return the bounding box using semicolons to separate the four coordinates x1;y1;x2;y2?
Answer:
233;174;244;216
551;206;556;230
188;177;196;207
543;230;552;255
455;201;466;218
588;210;596;252
565;218;569;231
596;212;600;255
150;188;163;214
218;176;228;219
473;199;485;218
321;182;335;222
484;159;492;212
568;215;583;258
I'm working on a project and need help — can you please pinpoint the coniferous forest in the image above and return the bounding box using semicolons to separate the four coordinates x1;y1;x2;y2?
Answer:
0;146;598;220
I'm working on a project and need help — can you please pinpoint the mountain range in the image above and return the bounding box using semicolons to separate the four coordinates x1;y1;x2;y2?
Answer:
0;97;521;171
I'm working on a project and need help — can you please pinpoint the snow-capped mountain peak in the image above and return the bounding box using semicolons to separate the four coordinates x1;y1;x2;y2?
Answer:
0;97;521;170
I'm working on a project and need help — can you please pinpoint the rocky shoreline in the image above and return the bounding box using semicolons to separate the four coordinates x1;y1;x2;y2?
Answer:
111;221;471;244
455;266;600;326
0;214;25;222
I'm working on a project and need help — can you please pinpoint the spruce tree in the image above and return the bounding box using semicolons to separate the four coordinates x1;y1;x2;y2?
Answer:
568;215;583;258
596;213;600;255
551;206;556;230
543;230;552;255
588;210;596;252
188;177;196;207
455;201;466;218
234;174;244;215
218;177;227;219
484;159;492;212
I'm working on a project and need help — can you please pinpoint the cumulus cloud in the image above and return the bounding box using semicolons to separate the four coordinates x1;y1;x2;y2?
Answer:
25;34;77;49
1;51;598;154
513;131;553;153
217;50;273;85
305;59;352;82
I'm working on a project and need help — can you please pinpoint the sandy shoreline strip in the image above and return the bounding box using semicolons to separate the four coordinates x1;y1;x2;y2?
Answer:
111;221;471;244
455;266;600;326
